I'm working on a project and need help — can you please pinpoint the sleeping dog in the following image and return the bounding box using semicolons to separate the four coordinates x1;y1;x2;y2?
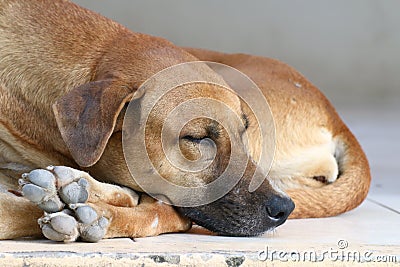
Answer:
0;0;370;242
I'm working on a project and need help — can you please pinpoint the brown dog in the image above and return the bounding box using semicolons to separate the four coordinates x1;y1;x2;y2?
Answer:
0;0;370;242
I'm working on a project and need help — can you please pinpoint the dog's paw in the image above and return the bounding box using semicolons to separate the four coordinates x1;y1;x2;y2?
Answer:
19;166;89;213
19;168;64;213
38;206;109;243
71;204;109;242
38;210;79;242
20;166;109;242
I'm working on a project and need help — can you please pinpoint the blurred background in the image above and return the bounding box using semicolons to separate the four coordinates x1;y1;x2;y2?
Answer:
73;0;400;109
72;1;399;196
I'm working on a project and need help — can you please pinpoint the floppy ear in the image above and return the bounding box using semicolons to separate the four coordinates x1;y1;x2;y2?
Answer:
53;80;134;167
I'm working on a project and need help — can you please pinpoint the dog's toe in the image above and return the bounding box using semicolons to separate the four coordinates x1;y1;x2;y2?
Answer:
21;183;48;203
72;204;109;242
59;178;89;204
38;206;108;242
73;204;98;224
38;198;65;213
23;169;56;190
41;224;69;242
20;169;65;213
39;211;79;242
79;216;109;242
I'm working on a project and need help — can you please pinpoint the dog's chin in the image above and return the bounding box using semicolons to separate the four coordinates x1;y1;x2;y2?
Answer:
177;202;280;237
179;209;270;237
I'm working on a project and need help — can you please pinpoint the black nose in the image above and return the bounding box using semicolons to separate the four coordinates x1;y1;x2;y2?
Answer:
265;194;295;226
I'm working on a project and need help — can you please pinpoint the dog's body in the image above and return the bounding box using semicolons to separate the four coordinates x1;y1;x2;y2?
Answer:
0;0;370;241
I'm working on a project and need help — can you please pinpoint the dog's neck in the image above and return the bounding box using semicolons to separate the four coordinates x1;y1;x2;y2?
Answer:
0;0;199;171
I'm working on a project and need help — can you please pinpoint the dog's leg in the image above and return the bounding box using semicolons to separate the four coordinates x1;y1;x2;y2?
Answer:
90;195;191;239
0;192;43;239
19;166;191;242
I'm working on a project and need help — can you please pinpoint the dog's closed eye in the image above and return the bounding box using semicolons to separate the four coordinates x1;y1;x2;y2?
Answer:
242;114;249;130
182;135;210;143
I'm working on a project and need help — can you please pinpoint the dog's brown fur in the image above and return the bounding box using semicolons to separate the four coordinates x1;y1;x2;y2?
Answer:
0;0;370;240
184;48;371;218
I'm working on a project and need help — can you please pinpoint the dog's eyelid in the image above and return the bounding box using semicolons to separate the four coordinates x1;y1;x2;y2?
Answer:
206;122;221;139
242;114;249;129
182;135;209;143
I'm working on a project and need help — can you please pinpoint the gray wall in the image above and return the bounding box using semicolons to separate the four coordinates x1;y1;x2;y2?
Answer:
73;0;400;107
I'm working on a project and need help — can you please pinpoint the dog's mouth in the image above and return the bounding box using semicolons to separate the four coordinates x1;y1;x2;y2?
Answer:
176;194;294;237
178;208;269;237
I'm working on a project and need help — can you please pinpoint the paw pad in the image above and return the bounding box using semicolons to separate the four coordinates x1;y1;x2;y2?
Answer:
39;210;79;242
59;178;89;204
21;166;109;242
20;169;64;213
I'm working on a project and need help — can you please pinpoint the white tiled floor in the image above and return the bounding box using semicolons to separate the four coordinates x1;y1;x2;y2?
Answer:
0;106;398;266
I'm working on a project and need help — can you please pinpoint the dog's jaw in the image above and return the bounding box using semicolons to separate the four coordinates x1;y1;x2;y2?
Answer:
177;186;295;237
178;206;269;237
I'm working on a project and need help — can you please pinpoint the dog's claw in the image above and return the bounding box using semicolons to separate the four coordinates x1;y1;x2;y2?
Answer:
21;166;108;242
46;165;55;171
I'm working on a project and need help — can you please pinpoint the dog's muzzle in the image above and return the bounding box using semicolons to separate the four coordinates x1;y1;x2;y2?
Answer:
177;191;295;237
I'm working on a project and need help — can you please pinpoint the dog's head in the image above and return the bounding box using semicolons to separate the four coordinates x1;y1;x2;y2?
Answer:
53;62;294;236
